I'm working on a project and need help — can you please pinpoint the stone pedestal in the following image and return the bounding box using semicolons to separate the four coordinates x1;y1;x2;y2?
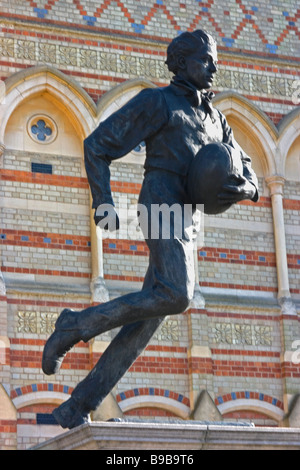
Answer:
31;422;300;450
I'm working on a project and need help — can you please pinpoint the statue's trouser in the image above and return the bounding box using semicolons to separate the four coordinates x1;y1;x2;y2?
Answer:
64;170;197;417
71;274;166;417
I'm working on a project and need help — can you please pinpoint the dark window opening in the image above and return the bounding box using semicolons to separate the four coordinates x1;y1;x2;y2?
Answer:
36;413;58;425
31;162;53;174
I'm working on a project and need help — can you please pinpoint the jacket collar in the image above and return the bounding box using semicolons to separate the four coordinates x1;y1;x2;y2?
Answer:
170;76;215;108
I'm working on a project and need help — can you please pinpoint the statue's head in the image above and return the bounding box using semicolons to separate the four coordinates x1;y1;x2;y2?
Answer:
166;30;218;90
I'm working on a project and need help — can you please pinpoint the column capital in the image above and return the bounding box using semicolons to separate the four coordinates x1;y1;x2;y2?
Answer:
265;175;286;196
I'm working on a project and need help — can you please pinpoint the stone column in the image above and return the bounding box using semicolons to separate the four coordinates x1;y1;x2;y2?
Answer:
266;176;291;301
266;176;300;421
89;204;109;304
192;244;205;309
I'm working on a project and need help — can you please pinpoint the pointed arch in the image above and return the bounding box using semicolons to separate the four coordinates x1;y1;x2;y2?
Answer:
0;65;97;149
213;90;278;177
277;106;300;176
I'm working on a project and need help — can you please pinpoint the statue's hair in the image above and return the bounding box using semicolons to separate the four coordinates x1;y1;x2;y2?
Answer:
165;30;217;74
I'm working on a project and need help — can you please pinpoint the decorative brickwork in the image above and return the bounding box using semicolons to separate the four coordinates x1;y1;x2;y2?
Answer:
0;0;299;57
11;382;74;399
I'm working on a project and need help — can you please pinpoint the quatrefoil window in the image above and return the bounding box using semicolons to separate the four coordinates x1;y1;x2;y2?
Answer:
27;115;57;144
31;119;52;141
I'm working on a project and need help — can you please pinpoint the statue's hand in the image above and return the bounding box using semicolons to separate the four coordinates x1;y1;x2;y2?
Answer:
218;174;256;205
95;204;120;231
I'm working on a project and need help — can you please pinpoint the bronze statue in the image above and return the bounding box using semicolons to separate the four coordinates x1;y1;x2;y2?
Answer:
42;30;259;429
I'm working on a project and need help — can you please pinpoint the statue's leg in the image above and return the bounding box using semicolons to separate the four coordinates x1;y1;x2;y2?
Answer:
52;264;164;429
42;234;195;375
50;236;195;429
52;316;164;428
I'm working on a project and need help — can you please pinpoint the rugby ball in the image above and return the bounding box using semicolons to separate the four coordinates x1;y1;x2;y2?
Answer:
188;142;244;215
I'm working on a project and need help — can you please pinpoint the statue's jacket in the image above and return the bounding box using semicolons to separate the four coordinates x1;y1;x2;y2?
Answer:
84;76;259;210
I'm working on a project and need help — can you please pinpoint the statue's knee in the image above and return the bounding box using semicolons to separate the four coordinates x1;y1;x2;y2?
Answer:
170;290;191;314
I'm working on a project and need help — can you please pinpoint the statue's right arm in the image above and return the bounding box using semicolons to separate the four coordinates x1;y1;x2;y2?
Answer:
83;88;168;227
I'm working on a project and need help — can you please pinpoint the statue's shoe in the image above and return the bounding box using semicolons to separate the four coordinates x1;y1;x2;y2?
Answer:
53;397;90;429
42;308;82;375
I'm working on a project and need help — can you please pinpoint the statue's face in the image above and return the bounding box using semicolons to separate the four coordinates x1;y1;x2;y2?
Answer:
179;42;218;90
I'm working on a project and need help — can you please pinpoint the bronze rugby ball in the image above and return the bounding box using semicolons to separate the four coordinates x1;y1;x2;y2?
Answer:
188;142;244;215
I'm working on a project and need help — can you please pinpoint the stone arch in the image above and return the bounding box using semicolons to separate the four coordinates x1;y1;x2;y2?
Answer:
277;106;300;179
10;383;70;442
216;391;284;424
11;383;72;410
213;90;278;179
0;64;96;153
116;388;190;420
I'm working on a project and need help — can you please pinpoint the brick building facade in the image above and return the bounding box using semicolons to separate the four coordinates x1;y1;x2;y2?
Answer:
0;0;299;449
